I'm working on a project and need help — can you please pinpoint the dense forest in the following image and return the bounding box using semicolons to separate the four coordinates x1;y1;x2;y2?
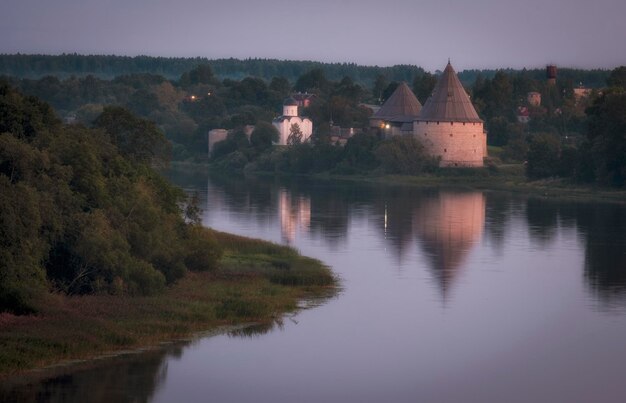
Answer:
0;54;426;85
0;82;222;314
0;54;610;87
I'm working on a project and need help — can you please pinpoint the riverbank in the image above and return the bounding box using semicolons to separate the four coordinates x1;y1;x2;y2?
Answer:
173;161;626;205
318;166;626;204
0;230;337;379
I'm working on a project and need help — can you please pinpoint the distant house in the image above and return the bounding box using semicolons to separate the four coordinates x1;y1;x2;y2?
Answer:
527;91;541;107
290;92;317;108
272;97;313;145
573;84;592;101
517;106;530;124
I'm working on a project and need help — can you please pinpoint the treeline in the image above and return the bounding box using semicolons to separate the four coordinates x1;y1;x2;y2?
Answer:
0;82;222;314
0;54;425;85
0;54;610;88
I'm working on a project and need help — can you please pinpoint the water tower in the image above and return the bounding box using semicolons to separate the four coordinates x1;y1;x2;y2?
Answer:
546;64;557;86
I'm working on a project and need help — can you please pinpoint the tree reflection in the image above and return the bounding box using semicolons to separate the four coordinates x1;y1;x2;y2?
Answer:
0;345;186;403
523;197;626;309
578;204;626;309
198;169;626;308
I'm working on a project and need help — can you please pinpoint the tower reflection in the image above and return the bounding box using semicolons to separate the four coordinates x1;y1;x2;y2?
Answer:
413;192;486;299
279;189;311;244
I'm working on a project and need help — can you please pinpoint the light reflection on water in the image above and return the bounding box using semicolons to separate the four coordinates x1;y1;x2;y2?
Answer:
3;171;626;403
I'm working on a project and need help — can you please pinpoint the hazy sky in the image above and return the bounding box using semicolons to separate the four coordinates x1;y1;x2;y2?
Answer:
2;0;625;72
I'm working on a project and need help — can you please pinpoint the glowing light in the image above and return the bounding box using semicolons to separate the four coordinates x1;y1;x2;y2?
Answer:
385;124;390;129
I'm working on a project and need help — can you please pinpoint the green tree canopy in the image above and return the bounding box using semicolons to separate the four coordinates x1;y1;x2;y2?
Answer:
250;121;279;152
94;106;171;165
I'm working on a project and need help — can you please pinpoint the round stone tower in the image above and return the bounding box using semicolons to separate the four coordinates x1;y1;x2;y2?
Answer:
413;61;487;167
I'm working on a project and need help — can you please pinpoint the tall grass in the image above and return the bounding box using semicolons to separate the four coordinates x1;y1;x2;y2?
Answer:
0;233;337;377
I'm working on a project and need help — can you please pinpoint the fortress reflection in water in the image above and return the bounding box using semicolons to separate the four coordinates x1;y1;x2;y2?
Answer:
277;185;486;297
413;192;485;298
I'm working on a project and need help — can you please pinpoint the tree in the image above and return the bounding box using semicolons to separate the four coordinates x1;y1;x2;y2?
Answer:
382;82;399;102
250;121;279;152
179;64;219;87
269;76;291;96
372;74;388;103
607;66;626;89
374;135;436;174
413;72;437;104
294;69;329;93
287;123;303;145
585;89;626;186
526;132;561;179
93;106;171;165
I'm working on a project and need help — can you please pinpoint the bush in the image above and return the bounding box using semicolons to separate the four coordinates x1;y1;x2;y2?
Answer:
374;135;437;175
526;132;561;179
184;226;223;272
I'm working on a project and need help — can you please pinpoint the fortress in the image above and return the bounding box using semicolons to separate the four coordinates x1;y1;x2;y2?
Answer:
370;61;487;167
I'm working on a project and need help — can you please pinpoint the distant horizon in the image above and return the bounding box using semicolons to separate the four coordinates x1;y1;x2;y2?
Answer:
1;52;619;74
3;0;625;74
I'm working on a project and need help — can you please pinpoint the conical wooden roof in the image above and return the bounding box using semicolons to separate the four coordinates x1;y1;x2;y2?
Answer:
373;82;422;123
418;62;482;123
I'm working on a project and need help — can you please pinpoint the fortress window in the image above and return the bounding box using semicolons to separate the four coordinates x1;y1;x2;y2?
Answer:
444;148;447;153
437;121;440;125
450;122;453;126
424;133;428;136
450;133;453;137
473;134;476;138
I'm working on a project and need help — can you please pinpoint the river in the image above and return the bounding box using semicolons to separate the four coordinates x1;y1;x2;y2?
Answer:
4;171;626;402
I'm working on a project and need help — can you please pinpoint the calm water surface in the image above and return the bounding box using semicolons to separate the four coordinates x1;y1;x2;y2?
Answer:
4;172;626;402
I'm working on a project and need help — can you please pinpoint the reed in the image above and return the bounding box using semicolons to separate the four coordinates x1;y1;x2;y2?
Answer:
0;233;337;378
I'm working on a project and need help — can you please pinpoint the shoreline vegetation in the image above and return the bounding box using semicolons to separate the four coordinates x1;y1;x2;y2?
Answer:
0;83;336;382
0;230;337;379
170;160;626;205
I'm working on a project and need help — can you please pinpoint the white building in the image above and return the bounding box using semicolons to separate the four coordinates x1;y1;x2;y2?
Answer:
272;97;313;145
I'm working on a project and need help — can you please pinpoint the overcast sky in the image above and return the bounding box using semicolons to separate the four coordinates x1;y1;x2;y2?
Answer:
2;0;625;72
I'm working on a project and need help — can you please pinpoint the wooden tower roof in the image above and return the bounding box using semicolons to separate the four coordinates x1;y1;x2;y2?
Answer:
418;62;482;123
372;82;422;123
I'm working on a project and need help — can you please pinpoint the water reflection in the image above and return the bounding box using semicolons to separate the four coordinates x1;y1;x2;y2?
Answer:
413;192;485;298
203;172;626;308
5;169;626;402
279;189;311;244
0;345;184;403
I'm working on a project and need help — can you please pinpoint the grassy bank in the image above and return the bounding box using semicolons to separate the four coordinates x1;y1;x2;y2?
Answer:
324;165;626;204
0;230;337;378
